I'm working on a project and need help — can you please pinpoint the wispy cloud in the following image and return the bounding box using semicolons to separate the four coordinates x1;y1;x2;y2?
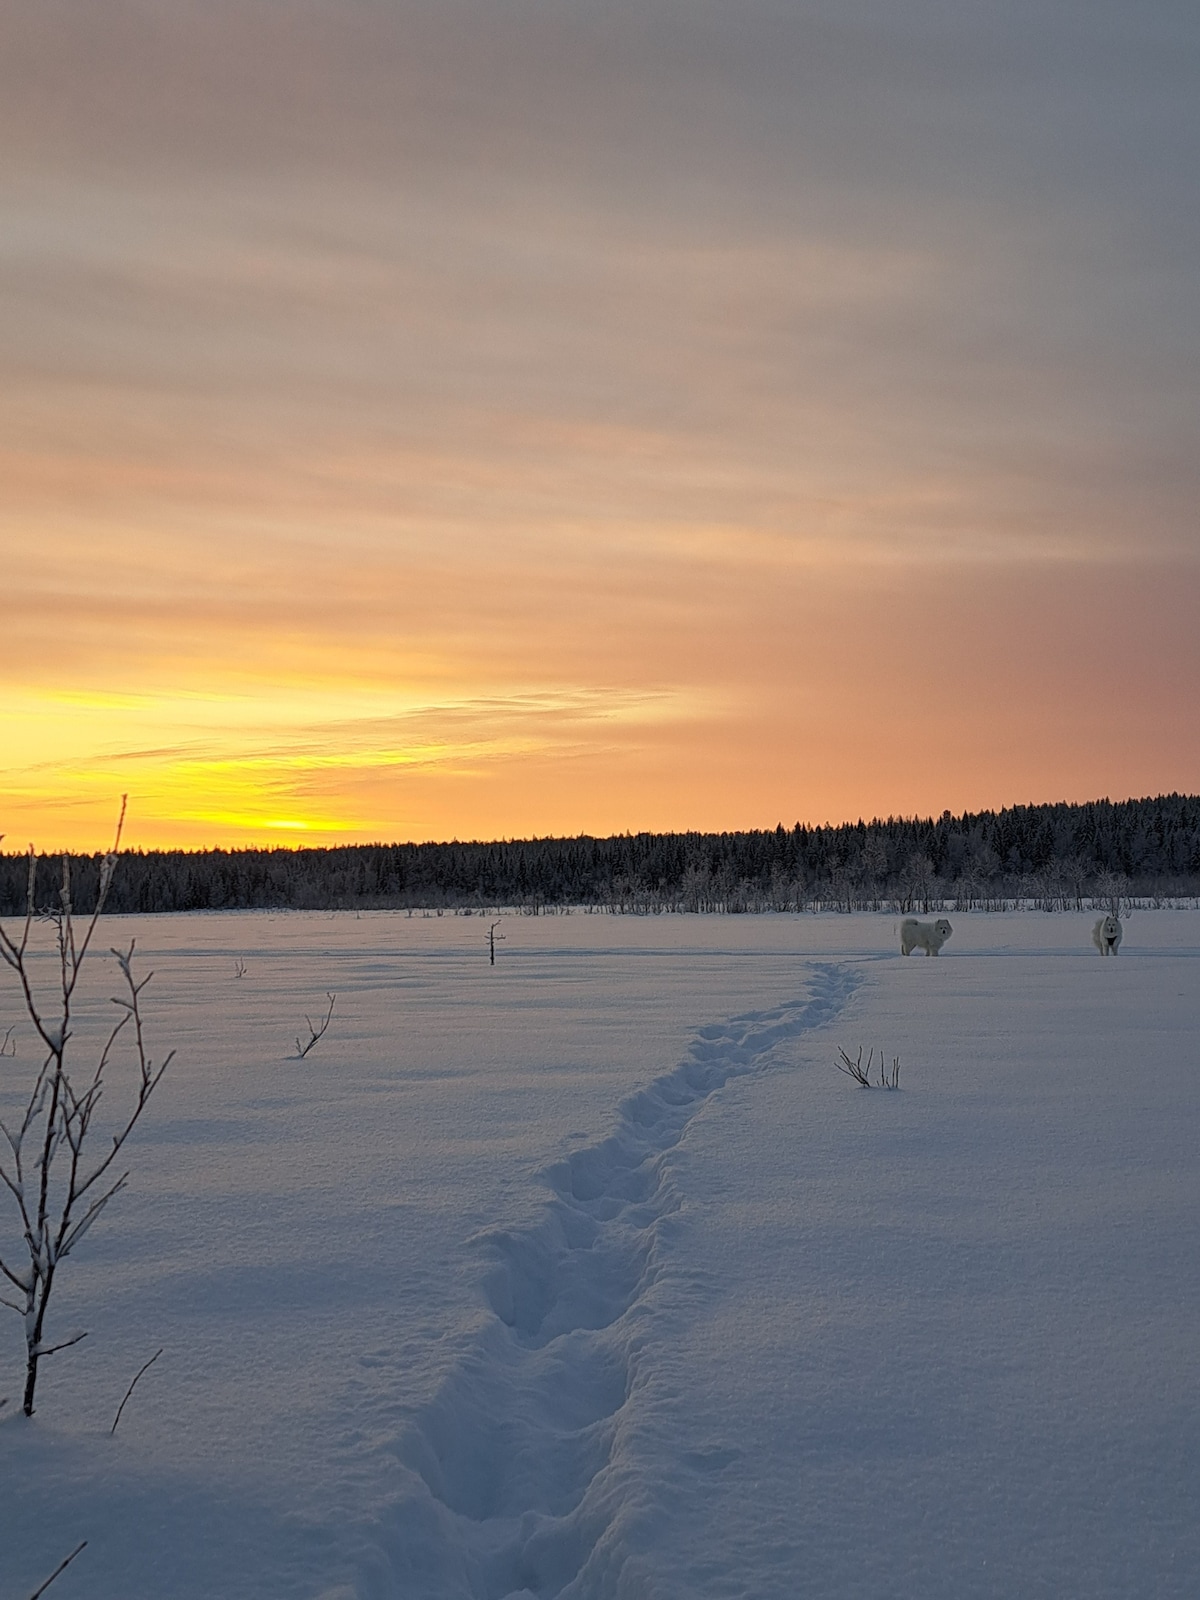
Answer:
3;3;1199;847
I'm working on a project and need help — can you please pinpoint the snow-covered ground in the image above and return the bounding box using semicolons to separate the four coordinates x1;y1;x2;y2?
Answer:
1;909;1197;1599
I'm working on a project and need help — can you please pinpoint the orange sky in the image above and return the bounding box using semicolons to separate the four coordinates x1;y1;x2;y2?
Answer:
3;3;1199;852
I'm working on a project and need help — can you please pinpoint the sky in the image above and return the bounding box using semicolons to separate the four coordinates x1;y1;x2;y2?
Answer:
3;0;1199;852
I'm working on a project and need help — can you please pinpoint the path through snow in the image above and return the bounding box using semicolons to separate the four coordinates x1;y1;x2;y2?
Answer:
344;963;859;1598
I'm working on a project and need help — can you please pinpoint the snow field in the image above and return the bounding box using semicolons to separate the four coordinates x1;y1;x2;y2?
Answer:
0;910;1197;1598
644;939;1200;1598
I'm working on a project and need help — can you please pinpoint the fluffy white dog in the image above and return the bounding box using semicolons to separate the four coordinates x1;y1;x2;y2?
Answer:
1092;915;1123;956
900;917;953;957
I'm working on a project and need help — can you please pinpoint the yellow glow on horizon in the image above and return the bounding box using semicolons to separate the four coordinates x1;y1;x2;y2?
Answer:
1;669;724;850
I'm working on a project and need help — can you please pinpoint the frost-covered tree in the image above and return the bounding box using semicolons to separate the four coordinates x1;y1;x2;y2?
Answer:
0;805;172;1416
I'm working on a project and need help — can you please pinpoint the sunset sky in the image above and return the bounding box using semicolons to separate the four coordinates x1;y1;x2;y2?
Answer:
3;1;1199;851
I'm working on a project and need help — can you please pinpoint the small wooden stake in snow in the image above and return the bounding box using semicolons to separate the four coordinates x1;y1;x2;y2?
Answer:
487;920;505;966
293;993;336;1059
26;1541;87;1600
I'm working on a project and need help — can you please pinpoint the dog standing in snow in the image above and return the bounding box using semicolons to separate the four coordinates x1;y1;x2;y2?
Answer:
1092;914;1123;956
900;917;954;956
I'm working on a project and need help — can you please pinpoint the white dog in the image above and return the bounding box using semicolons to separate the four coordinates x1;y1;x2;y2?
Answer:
1092;915;1122;956
900;917;953;957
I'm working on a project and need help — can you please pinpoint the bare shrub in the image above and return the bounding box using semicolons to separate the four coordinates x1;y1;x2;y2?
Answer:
835;1045;901;1090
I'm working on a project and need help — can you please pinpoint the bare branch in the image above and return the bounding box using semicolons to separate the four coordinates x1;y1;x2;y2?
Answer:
58;1175;129;1259
61;856;77;991
293;992;336;1059
54;953;172;1220
26;1542;87;1600
834;1045;873;1087
110;1347;164;1434
20;843;36;959
34;1329;88;1358
66;794;126;982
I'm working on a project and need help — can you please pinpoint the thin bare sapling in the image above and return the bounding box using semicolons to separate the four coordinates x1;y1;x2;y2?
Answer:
293;992;336;1059
0;804;174;1416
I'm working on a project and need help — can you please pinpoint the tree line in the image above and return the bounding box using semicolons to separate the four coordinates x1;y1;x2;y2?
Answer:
3;794;1200;916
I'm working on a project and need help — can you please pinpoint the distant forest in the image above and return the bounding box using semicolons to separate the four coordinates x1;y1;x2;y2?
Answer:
3;794;1200;916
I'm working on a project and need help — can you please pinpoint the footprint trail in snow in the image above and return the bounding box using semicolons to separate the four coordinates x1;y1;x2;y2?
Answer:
360;962;859;1599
